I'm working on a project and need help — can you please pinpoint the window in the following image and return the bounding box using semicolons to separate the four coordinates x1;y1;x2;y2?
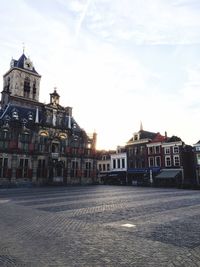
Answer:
52;143;59;153
129;148;133;156
117;159;120;169
24;77;30;98
122;158;125;169
140;146;145;154
165;156;171;167
155;146;160;154
134;147;139;155
39;136;48;152
173;146;179;154
71;160;79;177
197;154;200;165
21;143;29;152
113;159;116;169
84;161;91;177
99;164;102;171
20;132;30;143
148;157;154;167
174;156;180;166
0;130;10;140
107;163;110;171
155;156;161;167
164;147;170;154
0;157;8;178
103;164;106;171
18;158;29;178
148;147;154;155
60;140;66;154
37;159;46;178
33;80;37;99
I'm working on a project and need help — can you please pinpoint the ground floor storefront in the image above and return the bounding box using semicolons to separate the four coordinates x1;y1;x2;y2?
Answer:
0;153;97;187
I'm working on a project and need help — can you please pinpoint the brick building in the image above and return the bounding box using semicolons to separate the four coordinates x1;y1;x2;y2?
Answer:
0;52;97;186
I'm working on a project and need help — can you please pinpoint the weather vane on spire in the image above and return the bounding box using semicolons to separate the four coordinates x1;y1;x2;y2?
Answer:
22;42;25;54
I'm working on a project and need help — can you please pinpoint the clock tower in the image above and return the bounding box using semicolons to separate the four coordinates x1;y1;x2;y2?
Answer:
2;53;41;108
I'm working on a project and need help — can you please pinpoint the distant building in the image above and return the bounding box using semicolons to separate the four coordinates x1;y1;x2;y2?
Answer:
97;151;111;183
97;149;127;185
193;140;200;186
147;135;196;187
126;128;157;185
0;52;97;186
126;126;196;188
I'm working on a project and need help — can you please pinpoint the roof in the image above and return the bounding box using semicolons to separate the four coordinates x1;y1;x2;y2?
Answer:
0;103;82;132
127;129;157;143
155;169;181;179
50;89;60;97
166;136;182;142
0;104;43;124
151;132;166;143
139;130;157;139
12;53;39;75
194;140;200;145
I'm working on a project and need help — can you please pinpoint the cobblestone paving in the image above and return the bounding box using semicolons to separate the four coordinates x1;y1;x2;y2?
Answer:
0;186;200;267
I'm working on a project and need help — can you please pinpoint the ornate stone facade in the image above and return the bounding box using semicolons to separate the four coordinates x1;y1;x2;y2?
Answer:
0;52;97;186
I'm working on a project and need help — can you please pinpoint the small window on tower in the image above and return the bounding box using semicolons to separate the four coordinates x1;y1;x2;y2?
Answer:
33;81;36;95
24;77;30;98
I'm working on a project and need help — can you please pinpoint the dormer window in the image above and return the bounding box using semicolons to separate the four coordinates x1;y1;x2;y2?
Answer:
12;110;19;120
134;134;139;141
28;113;33;121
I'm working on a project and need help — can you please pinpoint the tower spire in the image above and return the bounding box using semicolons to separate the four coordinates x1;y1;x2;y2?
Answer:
140;121;143;131
22;42;25;54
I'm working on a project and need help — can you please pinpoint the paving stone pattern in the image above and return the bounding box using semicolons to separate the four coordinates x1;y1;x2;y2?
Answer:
0;186;200;267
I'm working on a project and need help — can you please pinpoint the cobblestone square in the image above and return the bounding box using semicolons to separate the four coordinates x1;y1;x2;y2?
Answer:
0;186;200;267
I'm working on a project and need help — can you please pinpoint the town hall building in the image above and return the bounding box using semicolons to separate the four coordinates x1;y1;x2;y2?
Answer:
0;52;97;186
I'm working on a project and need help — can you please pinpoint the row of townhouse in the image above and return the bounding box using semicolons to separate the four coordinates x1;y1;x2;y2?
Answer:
97;128;198;188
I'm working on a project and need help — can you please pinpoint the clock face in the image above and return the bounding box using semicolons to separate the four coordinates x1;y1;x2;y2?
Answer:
24;59;33;70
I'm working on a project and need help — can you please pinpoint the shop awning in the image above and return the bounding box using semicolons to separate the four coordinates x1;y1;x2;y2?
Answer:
155;170;181;179
127;168;148;174
108;172;126;177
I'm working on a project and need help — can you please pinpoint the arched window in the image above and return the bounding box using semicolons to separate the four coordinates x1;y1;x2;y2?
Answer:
24;77;30;98
39;131;49;152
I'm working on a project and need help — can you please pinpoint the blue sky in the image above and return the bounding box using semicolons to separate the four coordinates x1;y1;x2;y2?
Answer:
0;0;200;149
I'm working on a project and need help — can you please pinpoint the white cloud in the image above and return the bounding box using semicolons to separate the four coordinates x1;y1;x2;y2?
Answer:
77;0;200;45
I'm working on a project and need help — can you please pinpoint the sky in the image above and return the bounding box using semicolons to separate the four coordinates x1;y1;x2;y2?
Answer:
0;0;200;150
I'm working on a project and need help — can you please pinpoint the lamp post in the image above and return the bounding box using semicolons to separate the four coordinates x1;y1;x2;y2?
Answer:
149;169;153;186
